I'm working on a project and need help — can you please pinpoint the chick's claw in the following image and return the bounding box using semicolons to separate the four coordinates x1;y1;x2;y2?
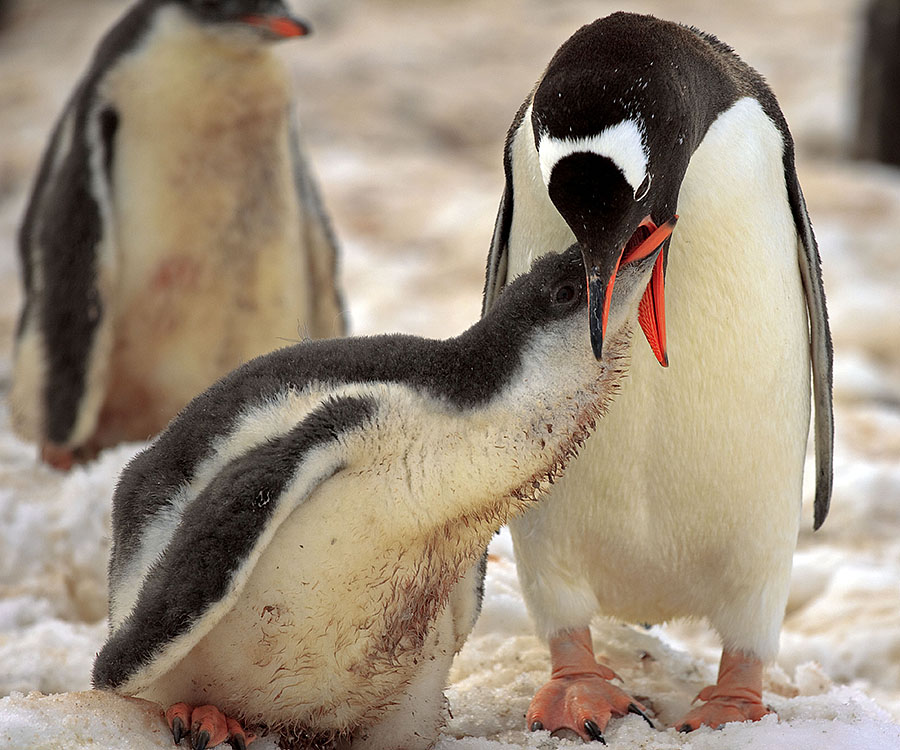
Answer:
226;717;252;750
166;703;192;745
165;703;254;749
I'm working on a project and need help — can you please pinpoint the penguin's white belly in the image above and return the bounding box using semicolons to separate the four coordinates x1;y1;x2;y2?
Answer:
96;29;312;440
509;98;811;657
138;471;458;740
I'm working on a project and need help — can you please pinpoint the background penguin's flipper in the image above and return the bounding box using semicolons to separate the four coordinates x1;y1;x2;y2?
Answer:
92;394;376;694
14;96;119;449
288;112;347;339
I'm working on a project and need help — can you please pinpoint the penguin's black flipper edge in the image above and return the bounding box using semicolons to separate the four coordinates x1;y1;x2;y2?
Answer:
15;97;119;448
92;394;377;694
288;112;347;338
484;92;537;317
482;184;512;316
787;178;834;530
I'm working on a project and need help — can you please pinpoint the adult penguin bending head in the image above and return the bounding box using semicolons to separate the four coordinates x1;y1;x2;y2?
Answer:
10;0;345;470
483;12;833;739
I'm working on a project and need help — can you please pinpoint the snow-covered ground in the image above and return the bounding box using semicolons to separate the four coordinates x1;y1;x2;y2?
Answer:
2;0;900;748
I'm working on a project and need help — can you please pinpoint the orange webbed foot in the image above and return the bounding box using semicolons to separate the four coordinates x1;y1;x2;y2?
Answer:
40;443;75;472
527;628;654;743
166;703;255;750
40;440;101;471
675;650;773;732
528;672;653;743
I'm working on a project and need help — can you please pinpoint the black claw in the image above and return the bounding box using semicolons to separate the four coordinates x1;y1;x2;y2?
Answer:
192;729;210;750
628;703;655;729
229;734;247;750
583;719;606;745
679;723;694;734
172;716;186;745
530;721;544;732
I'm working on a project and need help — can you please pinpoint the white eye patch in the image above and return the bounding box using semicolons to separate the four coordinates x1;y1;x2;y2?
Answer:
537;118;649;196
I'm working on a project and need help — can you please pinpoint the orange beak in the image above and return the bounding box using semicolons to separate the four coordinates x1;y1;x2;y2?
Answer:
240;15;310;38
621;216;677;367
583;215;677;362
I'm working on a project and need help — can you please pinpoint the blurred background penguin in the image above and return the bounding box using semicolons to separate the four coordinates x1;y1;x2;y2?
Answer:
8;0;345;470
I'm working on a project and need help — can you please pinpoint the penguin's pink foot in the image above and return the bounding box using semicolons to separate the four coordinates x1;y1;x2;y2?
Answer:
675;650;773;732
527;628;653;743
40;440;101;471
40;443;74;471
165;703;255;750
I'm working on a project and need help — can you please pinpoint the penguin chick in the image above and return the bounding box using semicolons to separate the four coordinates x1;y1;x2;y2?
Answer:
483;12;833;740
10;0;345;471
91;235;671;750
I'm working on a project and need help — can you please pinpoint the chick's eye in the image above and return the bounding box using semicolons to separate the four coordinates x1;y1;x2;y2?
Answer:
554;283;577;304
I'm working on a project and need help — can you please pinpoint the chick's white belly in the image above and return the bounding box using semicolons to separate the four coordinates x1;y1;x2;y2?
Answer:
138;474;457;734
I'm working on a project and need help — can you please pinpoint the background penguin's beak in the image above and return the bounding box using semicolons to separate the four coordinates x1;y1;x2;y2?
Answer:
583;216;677;363
240;7;310;39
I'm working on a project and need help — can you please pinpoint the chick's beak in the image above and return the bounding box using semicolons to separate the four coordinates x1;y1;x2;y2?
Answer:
583;215;677;364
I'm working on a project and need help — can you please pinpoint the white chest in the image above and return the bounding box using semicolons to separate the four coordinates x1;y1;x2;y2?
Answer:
91;12;312;416
100;17;301;293
507;98;812;634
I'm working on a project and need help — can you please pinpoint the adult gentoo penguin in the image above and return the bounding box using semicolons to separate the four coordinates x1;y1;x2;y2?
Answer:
482;12;833;739
10;0;345;471
91;239;669;750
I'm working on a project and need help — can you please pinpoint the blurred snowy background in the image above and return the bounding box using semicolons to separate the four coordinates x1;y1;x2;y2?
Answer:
1;0;900;747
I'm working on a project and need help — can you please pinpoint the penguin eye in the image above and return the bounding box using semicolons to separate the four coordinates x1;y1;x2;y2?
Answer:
553;283;577;305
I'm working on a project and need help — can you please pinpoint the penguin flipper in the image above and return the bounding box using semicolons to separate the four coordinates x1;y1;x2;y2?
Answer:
289;113;347;338
483;93;535;317
788;179;834;529
482;184;512;316
12;98;120;451
92;394;376;695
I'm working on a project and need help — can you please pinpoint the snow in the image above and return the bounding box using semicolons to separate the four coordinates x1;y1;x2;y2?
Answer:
2;0;900;748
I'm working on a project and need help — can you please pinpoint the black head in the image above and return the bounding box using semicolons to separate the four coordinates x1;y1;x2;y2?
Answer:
491;245;588;331
175;0;309;40
530;12;730;364
489;240;662;350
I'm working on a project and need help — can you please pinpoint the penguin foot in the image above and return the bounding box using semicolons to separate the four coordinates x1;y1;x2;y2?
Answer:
675;691;772;733
674;650;773;732
527;675;651;743
527;628;653;743
40;440;101;471
40;443;75;472
165;703;255;749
